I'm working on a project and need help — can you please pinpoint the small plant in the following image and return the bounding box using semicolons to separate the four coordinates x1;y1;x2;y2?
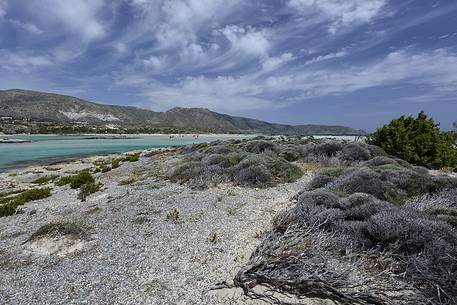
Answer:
196;142;209;149
56;171;95;189
227;152;242;166
32;175;57;185
166;207;181;223
319;166;345;177
44;166;61;171
111;159;121;169
27;221;88;242
119;174;138;185
226;203;245;216
227;190;237;196
77;182;102;202
123;153;140;162
208;232;218;243
0;188;52;217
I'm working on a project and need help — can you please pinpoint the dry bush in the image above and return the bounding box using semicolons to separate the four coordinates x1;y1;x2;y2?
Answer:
299;140;385;167
238;188;457;304
166;139;304;189
307;158;457;204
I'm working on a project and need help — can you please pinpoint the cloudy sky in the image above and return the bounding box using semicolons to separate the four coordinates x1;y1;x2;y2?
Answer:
0;0;456;130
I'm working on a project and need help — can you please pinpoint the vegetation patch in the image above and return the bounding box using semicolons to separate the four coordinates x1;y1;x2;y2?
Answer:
238;189;457;304
119;174;138;185
167;139;306;189
307;156;457;204
236;136;457;304
0;188;52;217
32;175;58;185
111;159;121;169
77;182;102;202
56;171;101;201
368;111;457;169
27;221;88;242
166;208;181;223
56;171;95;189
123;153;140;162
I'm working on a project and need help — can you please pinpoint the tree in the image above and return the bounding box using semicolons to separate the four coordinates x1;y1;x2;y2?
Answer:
368;111;457;169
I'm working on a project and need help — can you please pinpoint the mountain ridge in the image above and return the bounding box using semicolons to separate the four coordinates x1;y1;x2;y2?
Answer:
0;89;365;135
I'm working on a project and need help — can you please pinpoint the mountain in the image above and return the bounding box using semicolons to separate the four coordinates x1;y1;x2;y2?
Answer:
0;89;365;135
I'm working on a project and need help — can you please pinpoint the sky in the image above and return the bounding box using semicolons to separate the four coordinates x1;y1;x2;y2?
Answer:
0;0;457;131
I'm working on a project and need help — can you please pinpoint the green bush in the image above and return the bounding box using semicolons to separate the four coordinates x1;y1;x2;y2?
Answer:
123;153;140;162
0;188;52;217
368;111;457;169
56;171;95;188
77;182;102;201
31;175;57;185
111;159;121;168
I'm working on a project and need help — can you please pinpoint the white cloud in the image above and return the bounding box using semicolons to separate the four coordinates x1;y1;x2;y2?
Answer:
29;0;106;42
264;48;457;98
221;25;270;56
288;0;387;33
304;49;348;65
138;76;276;112
261;53;294;72
143;55;166;70
122;48;457;113
10;20;43;35
0;50;53;72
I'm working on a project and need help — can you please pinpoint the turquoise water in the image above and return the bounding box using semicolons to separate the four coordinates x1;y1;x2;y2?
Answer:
0;134;251;172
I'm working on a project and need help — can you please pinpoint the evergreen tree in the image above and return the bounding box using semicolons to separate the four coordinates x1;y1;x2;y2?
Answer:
368;111;457;169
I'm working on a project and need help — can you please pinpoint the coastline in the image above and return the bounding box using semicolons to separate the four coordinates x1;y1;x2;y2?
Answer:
0;133;256;173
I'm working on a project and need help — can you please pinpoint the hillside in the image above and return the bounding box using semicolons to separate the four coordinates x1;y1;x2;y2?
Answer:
0;89;364;135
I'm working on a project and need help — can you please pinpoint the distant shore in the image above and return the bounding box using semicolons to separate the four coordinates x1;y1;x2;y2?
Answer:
0;134;364;173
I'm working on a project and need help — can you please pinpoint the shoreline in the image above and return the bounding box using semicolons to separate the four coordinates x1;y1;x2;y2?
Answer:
0;134;256;174
0;134;362;174
0;146;170;174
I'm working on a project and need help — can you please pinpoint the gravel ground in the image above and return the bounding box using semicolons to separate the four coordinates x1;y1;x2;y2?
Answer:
0;151;313;304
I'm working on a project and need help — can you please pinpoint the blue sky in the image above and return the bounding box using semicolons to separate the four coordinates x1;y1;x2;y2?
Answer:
0;0;457;131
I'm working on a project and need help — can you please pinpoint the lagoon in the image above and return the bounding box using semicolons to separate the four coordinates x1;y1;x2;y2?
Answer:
0;134;251;172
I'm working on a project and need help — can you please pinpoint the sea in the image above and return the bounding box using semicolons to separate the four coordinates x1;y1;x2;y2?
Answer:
0;134;252;172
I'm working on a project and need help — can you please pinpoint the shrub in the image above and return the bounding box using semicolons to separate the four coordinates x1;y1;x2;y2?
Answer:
226;152;243;166
111;159;121;169
280;147;301;162
230;154;303;187
309;162;457;204
94;164;111;173
301;141;381;165
56;171;95;189
119;175;138;185
28;222;88;241
204;144;231;155
31;175;57;185
123;153;140;162
306;174;334;190
339;143;371;162
245;140;277;153
263;190;457;303
0;188;52;217
77;182;102;201
21;188;52;201
368;111;457;169
196;142;209;150
166;208;181;223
